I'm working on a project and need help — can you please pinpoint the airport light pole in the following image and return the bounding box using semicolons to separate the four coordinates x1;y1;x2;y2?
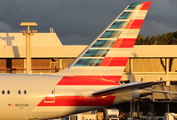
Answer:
20;22;38;74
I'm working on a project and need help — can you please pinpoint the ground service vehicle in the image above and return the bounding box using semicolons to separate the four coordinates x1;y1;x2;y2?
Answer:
105;109;119;120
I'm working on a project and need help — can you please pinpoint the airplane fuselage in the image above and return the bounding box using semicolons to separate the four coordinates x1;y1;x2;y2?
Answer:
0;74;138;120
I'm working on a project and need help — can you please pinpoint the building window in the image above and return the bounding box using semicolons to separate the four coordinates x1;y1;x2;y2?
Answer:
61;58;75;70
170;58;177;72
132;58;165;72
124;59;130;73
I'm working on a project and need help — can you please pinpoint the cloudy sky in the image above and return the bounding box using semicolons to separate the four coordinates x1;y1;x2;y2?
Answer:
0;0;176;45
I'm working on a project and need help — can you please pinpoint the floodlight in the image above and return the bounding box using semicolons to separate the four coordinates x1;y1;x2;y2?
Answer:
19;22;38;74
20;22;38;27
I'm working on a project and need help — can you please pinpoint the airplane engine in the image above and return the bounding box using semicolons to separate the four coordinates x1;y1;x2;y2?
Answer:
140;89;153;97
132;89;153;99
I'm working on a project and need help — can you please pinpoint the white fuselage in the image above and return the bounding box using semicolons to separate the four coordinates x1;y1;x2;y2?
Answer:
0;74;137;120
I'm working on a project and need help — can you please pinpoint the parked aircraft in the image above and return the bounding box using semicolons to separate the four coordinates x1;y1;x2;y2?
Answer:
0;1;173;120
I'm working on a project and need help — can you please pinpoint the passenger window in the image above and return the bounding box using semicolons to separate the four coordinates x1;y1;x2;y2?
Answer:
24;90;27;94
18;90;21;94
2;90;4;94
7;90;10;94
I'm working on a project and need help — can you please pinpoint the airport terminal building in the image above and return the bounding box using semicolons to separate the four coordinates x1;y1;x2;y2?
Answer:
1;32;177;116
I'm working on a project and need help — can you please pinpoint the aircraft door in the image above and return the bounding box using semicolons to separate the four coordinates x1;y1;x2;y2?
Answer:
44;85;55;103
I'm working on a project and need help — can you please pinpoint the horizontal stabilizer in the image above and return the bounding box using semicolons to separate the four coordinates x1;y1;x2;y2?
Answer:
92;81;165;96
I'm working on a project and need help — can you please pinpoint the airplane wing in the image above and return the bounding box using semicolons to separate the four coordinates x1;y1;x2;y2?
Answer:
144;89;177;95
92;81;166;96
91;81;177;97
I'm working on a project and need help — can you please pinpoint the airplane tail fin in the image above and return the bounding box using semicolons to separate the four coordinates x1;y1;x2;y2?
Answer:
56;2;152;84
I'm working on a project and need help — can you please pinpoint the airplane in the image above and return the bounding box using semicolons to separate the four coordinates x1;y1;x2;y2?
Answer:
0;1;176;120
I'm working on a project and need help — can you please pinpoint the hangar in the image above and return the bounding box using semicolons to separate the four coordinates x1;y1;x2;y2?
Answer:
0;31;177;116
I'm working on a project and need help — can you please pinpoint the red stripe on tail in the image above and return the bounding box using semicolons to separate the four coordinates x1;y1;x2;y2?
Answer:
108;57;129;66
141;1;152;10
112;38;123;48
129;20;144;29
100;57;129;66
99;57;112;66
119;38;136;48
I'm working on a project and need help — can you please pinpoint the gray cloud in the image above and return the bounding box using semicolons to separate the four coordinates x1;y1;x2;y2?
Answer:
0;0;176;45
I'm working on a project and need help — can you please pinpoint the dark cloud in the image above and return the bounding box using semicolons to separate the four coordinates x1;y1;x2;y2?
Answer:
0;0;176;45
